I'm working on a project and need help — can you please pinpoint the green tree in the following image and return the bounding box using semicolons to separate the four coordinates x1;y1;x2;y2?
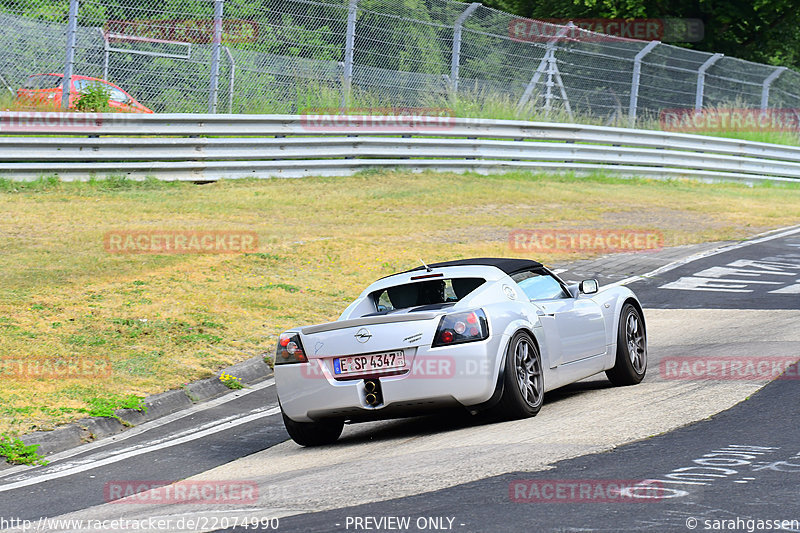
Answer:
479;0;800;69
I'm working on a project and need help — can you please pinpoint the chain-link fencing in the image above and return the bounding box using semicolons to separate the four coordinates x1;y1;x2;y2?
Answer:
2;0;800;125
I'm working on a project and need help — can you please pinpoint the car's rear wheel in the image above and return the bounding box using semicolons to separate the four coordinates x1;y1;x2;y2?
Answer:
494;331;544;419
282;412;344;446
606;303;647;386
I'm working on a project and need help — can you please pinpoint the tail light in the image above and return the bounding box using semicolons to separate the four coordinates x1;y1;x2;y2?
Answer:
275;332;308;364
432;309;489;347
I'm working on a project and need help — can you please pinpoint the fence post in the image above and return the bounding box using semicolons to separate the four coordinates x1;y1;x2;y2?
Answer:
224;46;235;114
516;22;573;112
0;74;15;95
208;0;224;114
61;0;80;110
761;67;787;111
450;3;480;94
342;0;358;105
695;53;722;111
628;40;659;127
98;28;110;80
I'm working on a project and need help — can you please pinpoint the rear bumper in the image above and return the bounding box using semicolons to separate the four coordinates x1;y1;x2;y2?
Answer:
276;334;507;422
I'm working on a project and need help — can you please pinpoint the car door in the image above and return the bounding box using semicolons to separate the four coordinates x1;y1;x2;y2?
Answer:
512;269;606;366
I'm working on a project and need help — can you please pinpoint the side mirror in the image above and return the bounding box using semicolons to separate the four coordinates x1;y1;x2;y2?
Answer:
579;279;598;294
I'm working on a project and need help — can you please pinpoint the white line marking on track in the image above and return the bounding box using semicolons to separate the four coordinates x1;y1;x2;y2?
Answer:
0;406;281;493
0;379;275;480
0;379;277;487
607;224;800;288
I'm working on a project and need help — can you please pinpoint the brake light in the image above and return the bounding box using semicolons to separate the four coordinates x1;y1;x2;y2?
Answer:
432;309;489;347
275;332;308;364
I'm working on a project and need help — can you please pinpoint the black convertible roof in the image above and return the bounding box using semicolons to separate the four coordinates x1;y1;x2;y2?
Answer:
405;257;543;275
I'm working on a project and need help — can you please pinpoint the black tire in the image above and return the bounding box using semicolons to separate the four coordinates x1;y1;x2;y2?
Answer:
282;412;344;446
606;303;647;386
493;331;544;419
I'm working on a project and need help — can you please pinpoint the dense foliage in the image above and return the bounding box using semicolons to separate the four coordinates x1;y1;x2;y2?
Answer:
482;0;799;69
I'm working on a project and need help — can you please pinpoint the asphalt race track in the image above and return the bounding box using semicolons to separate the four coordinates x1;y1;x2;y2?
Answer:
1;228;798;533
274;360;800;533
630;230;800;310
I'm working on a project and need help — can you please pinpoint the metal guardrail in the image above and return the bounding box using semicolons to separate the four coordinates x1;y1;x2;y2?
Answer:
1;113;799;183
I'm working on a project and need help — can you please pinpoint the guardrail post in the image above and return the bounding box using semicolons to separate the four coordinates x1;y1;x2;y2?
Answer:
516;22;573;113
695;53;722;111
628;40;659;127
450;3;480;94
208;0;224;114
342;0;358;106
761;67;787;111
61;0;80;110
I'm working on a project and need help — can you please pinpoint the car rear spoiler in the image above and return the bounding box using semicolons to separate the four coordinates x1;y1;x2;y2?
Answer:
301;312;440;335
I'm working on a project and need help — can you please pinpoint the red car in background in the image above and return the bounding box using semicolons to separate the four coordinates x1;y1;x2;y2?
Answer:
16;73;153;113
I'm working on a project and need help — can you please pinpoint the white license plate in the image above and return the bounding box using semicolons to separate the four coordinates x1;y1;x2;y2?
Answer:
334;351;405;375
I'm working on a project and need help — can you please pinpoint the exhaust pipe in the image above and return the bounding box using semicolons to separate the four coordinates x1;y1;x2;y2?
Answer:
364;379;382;406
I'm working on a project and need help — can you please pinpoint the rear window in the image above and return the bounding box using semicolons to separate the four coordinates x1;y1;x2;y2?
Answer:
22;75;62;90
371;277;485;313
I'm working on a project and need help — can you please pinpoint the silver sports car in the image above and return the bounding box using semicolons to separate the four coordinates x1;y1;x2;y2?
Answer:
274;258;647;446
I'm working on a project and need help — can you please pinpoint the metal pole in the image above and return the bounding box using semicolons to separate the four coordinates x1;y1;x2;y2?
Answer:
552;64;572;119
628;40;659;127
761;66;787;110
0;73;15;95
99;28;110;80
695;53;722;111
450;3;479;94
224;46;235;114
337;61;346;110
516;22;573;112
544;54;556;111
342;0;358;105
207;0;224;114
61;0;79;110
